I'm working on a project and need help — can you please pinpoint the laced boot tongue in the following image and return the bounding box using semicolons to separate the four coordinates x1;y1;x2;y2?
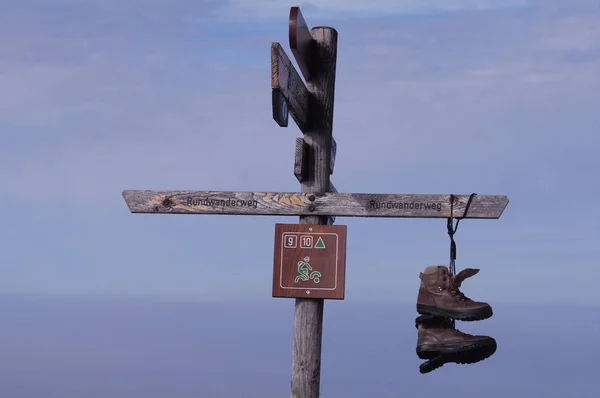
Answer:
448;268;479;301
452;268;479;288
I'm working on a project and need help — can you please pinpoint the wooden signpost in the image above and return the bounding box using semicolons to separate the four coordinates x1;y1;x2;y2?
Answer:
122;6;509;397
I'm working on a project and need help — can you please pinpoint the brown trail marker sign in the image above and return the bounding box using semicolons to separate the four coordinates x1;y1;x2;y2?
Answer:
122;6;509;398
273;224;347;299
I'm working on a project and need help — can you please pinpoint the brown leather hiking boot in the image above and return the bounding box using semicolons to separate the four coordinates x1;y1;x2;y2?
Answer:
417;265;493;321
415;315;496;374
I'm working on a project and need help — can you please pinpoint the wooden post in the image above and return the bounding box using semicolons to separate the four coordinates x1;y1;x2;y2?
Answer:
292;27;338;398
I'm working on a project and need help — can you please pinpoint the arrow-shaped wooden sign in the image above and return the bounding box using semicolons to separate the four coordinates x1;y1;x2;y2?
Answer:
271;43;309;130
289;6;314;81
123;190;509;219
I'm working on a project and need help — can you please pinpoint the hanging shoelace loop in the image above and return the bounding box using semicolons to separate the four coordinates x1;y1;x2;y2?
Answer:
447;193;477;276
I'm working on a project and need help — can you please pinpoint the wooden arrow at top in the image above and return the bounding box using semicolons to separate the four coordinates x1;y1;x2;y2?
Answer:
289;6;314;81
122;190;509;219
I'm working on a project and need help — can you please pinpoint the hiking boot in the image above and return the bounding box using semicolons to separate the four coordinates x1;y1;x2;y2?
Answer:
415;315;496;374
416;265;493;321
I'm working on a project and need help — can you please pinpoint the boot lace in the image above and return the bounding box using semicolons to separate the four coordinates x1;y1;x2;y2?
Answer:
443;275;472;302
449;282;472;302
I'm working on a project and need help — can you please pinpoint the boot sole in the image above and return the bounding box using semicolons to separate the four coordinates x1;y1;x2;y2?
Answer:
416;304;493;321
418;339;497;374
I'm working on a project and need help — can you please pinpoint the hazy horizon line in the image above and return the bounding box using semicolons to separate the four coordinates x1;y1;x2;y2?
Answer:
0;291;597;309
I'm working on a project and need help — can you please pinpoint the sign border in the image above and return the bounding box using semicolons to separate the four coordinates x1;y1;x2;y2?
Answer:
279;231;339;291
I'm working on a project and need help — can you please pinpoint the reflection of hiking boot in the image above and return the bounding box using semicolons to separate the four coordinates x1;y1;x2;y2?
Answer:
416;266;493;321
415;315;496;374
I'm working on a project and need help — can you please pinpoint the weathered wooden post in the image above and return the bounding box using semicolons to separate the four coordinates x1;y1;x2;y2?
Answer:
287;9;337;398
121;6;509;397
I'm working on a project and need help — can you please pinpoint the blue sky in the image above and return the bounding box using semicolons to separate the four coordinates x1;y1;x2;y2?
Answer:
1;2;600;397
1;0;599;306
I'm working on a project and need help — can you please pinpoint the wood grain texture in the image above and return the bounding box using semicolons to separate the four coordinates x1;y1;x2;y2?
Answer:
271;42;309;131
291;26;339;398
328;182;337;224
122;190;509;219
289;6;314;81
294;137;309;182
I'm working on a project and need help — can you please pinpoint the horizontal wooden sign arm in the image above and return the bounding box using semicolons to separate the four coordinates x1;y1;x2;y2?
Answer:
123;190;509;219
